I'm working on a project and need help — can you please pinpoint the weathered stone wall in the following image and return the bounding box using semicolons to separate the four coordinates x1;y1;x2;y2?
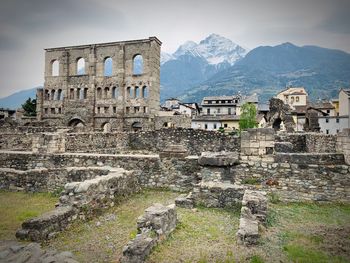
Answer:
337;129;350;165
121;203;177;263
0;167;110;192
276;132;337;153
236;155;350;202
0;128;240;154
65;132;129;153
241;128;275;156
16;168;139;241
0;133;33;151
129;128;240;155
0;151;201;192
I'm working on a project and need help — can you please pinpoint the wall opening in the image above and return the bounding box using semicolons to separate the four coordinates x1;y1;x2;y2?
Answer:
104;57;113;76
104;87;110;99
127;87;133;99
83;88;88;99
273;118;282;131
68;118;85;127
135;86;140;98
142;86;148;98
112;86;118;98
77;58;85;75
51;60;59;76
50;90;56;100
102;122;112;133
96;87;102;99
57;89;62;100
133;54;143;75
131;121;142;132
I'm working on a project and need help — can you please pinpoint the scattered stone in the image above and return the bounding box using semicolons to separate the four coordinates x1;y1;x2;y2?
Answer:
175;193;194;209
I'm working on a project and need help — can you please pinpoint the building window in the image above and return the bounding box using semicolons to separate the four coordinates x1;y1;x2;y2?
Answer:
51;108;55;114
291;97;294;103
326;118;329;123
44;108;48;114
104;87;109;99
77;57;85;75
134;106;140;113
127;87;133;98
96;87;102;99
204;124;208;129
104;57;112;76
143;106;147;113
97;107;101;114
207;109;210;114
228;108;231;115
113;107;116;113
296;96;299;102
83;88;88;99
51;60;59;76
104;107;109;114
142;86;148;98
336;129;339;133
133;54;143;75
135;86;140;98
326;129;329;134
224;123;228;128
336;118;339;123
214;124;217;129
51;90;55;100
217;109;220;114
112;86;118;98
76;88;81;100
327;110;330;114
126;107;130;114
58;108;62;114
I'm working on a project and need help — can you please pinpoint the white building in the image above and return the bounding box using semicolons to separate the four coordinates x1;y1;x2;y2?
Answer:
276;87;308;107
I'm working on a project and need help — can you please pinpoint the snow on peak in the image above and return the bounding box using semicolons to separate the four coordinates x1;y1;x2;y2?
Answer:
165;34;247;65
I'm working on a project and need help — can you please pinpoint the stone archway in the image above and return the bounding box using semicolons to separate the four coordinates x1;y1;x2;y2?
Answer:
131;122;142;132
102;122;111;133
272;118;282;131
68;118;85;127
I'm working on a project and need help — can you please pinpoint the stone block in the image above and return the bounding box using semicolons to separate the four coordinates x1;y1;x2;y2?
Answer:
198;151;239;167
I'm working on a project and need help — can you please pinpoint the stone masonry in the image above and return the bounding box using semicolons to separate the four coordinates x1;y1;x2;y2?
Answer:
37;37;162;132
121;203;177;263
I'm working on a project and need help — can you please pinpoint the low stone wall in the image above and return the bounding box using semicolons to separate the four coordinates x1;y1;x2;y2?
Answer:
0;166;110;192
0;151;201;192
121;203;177;263
16;168;139;241
191;181;246;208
276;132;337;153
274;153;345;165
237;190;267;246
337;129;350;165
65;132;129;153
128;128;240;155
0;133;32;151
236;155;350;202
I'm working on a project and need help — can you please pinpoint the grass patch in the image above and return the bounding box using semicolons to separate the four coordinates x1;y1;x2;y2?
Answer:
0;191;58;240
250;255;264;263
241;177;260;185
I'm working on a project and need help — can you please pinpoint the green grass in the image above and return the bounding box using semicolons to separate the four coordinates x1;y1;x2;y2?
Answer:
0;191;58;240
0;190;349;263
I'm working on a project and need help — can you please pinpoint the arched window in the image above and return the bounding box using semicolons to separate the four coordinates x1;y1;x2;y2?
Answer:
79;88;84;100
135;86;140;98
104;87;110;99
51;60;59;76
57;89;62;101
102;122;111;133
77;88;81;99
96;87;102;99
142;86;148;98
127;87;133;99
77;58;85;75
44;89;49;100
296;96;299;102
104;57;113;76
112;86;118;98
50;89;56;100
133;55;143;75
83;88;88;99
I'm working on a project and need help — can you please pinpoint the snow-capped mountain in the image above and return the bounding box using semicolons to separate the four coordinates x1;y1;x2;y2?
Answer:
160;34;247;100
162;34;247;66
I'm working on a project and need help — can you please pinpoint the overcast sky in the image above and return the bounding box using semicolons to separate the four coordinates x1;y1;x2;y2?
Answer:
0;0;349;97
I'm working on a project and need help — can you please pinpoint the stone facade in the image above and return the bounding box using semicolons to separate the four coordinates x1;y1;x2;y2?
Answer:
37;37;161;132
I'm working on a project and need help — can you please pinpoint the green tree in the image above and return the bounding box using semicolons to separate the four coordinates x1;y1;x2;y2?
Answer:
22;98;37;117
239;102;257;130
